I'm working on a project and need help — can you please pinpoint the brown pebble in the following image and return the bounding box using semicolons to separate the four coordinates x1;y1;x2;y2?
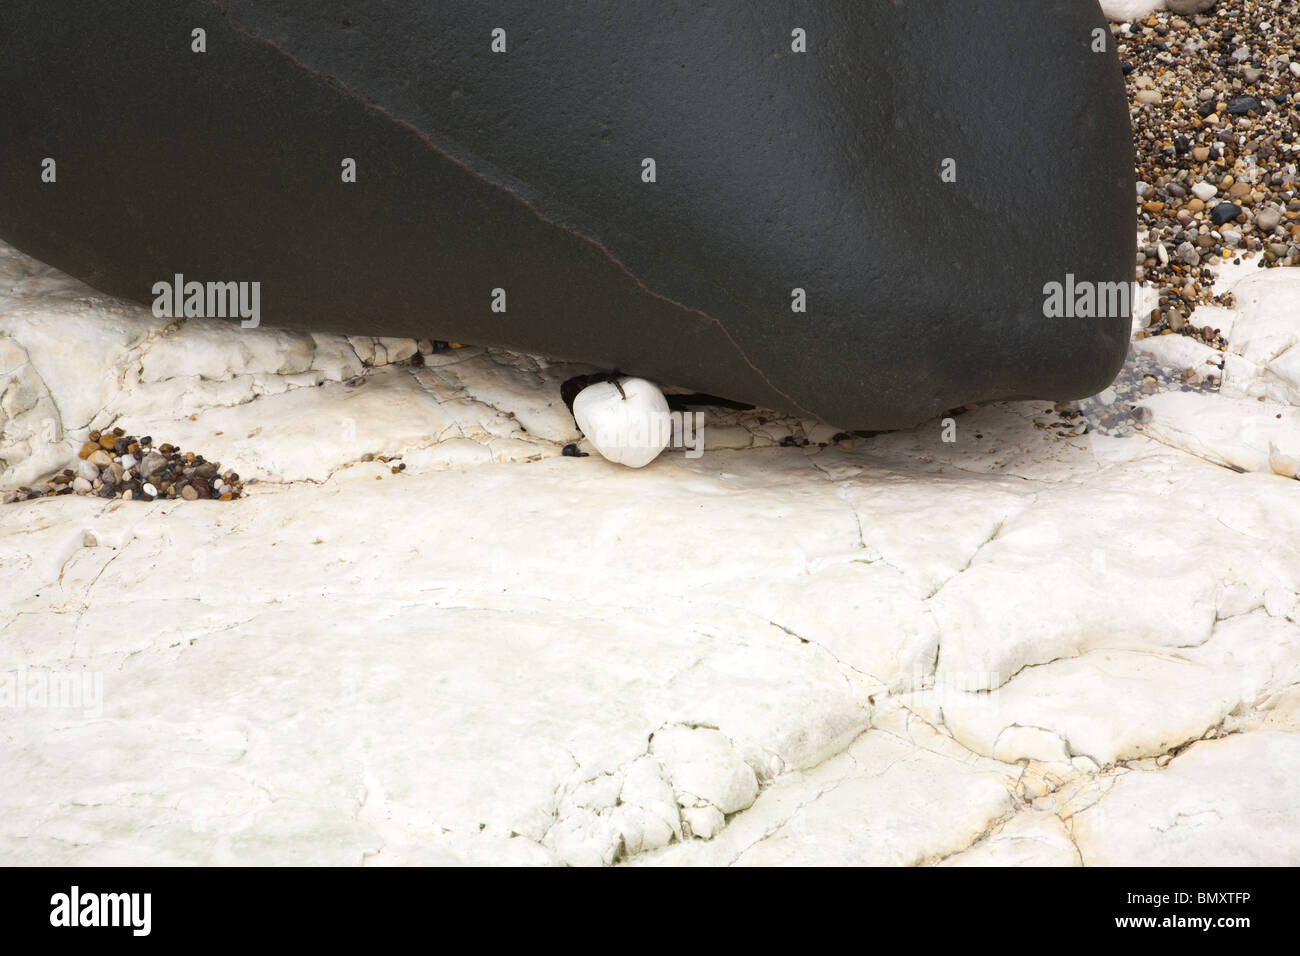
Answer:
181;484;199;500
98;434;117;450
219;492;233;501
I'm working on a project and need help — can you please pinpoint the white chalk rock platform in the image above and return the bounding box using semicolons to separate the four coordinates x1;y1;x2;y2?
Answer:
1;239;1298;866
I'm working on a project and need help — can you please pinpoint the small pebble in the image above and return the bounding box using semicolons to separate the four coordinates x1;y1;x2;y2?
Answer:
139;452;167;478
1210;202;1242;226
1256;208;1281;233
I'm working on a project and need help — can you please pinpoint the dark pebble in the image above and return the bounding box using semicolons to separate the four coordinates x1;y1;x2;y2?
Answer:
1226;96;1261;116
561;443;589;458
1210;202;1243;226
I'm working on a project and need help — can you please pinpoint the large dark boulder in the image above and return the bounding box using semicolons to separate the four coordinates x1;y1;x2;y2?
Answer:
0;0;1134;429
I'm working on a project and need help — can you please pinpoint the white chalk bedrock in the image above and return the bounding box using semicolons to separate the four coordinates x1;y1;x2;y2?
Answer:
1;237;1298;866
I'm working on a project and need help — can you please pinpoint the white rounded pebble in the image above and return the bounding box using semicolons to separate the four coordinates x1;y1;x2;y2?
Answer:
71;476;92;494
572;377;672;468
142;482;157;497
120;453;137;469
1192;183;1218;202
76;459;98;481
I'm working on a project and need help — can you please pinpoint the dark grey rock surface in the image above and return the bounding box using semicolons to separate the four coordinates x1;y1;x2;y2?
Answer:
0;0;1134;429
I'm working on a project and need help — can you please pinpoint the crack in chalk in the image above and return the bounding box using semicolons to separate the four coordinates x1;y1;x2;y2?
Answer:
725;773;847;867
1154;807;1224;834
924;803;1024;866
807;458;868;553
205;0;816;420
1063;815;1086;866
766;620;877;689
1138;426;1289;481
923;498;1036;602
873;716;997;776
67;511;158;656
726;727;976;866
405;366;563;447
1051;773;1123;823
